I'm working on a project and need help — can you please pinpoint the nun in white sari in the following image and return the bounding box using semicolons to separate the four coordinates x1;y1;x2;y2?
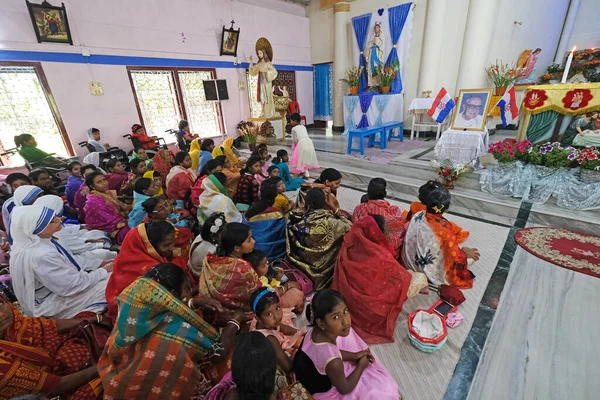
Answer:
10;205;110;319
34;195;117;270
4;185;44;243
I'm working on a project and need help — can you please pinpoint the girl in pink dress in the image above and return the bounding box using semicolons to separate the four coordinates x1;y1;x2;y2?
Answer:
294;289;399;399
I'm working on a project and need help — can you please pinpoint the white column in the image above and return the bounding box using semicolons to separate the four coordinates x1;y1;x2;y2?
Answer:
554;0;581;64
417;0;449;94
332;1;350;130
455;0;499;90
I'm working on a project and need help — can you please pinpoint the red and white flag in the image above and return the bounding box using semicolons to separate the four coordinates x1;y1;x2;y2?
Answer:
495;85;519;127
427;88;455;123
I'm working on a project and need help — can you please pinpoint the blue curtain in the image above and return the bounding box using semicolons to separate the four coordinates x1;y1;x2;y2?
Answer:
357;93;374;129
313;63;333;120
343;95;359;135
375;95;391;126
351;13;372;93
386;2;412;94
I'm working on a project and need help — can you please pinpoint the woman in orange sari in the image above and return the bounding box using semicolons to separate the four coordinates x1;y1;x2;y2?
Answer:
333;216;427;344
216;155;242;199
403;181;469;243
0;294;102;399
352;178;407;256
402;185;478;288
151;149;175;188
83;172;131;244
199;222;261;312
105;220;190;318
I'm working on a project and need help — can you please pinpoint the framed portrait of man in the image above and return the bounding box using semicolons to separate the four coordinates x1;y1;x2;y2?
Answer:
451;89;493;131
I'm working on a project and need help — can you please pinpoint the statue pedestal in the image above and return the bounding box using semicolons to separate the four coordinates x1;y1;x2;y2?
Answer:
250;116;284;141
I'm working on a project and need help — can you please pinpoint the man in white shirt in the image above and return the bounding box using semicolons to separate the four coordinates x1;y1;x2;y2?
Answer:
455;95;484;129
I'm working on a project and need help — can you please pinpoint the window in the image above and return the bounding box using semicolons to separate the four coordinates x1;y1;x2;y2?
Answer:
246;70;297;118
127;67;224;141
0;62;71;166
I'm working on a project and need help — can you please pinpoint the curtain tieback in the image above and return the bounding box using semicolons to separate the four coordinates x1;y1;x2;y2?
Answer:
393;44;397;48
360;51;364;55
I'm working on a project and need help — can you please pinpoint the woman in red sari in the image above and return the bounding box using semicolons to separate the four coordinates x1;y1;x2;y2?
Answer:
166;151;197;202
151;149;175;187
142;196;194;258
333;215;427;344
0;294;102;399
352;178;407;256
105;220;190;318
199;222;261;312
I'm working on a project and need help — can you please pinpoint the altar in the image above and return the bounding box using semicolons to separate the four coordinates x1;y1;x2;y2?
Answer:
435;128;489;169
343;93;404;134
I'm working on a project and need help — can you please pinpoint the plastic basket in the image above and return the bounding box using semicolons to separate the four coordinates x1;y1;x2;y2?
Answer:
407;309;448;353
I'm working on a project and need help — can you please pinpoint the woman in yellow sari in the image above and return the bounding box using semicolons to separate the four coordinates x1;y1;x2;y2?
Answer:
286;189;352;290
212;138;245;167
189;138;201;172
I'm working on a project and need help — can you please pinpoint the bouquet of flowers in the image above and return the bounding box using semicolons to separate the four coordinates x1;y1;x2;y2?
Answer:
430;159;472;189
340;66;363;87
486;60;520;87
575;148;600;171
373;61;399;87
259;121;276;138
237;120;258;144
488;139;531;163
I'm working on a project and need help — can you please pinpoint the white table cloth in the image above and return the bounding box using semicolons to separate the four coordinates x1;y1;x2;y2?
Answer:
343;93;404;134
434;128;489;169
408;97;434;114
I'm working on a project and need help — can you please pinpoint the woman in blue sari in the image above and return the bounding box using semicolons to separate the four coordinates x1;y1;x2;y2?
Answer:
271;149;304;192
243;178;286;261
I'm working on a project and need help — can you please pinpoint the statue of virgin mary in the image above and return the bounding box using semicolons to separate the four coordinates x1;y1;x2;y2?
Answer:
249;37;278;118
366;22;385;87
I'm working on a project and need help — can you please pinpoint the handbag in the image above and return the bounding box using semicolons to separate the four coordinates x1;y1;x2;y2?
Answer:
57;321;112;365
278;258;314;295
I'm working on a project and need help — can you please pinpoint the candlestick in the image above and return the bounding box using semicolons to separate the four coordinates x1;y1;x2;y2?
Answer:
561;46;576;83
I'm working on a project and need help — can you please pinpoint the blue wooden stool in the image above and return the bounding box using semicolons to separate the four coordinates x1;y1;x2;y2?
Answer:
385;121;404;142
346;126;385;155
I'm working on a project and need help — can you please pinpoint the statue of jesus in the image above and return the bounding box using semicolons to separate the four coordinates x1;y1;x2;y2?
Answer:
249;38;278;118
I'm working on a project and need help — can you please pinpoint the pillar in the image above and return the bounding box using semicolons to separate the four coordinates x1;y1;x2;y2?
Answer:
554;0;581;64
455;0;499;90
417;0;449;94
332;1;350;130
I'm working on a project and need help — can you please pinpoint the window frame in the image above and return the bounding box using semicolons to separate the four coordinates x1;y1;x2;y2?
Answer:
0;60;74;156
126;66;226;141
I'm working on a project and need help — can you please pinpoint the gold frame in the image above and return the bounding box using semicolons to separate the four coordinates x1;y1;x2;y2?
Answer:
451;88;493;131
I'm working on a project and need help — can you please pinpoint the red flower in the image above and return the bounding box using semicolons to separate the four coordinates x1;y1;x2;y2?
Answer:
508;151;515;157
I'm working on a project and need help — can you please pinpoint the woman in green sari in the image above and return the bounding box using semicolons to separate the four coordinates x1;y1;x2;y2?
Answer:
286;189;352;290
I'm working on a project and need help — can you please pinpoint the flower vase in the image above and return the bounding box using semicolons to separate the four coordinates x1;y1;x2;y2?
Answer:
495;86;507;96
350;86;359;95
440;179;455;190
248;143;256;152
381;86;391;94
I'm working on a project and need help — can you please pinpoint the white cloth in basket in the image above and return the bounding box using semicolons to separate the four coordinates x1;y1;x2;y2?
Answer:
412;311;444;339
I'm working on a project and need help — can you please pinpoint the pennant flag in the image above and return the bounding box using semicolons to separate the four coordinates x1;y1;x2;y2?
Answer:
496;85;519;127
428;88;455;123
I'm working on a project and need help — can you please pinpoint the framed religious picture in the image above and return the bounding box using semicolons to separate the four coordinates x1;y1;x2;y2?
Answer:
451;89;493;131
220;21;240;57
26;1;73;45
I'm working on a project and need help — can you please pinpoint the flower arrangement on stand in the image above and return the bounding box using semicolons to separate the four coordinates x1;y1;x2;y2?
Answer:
258;121;277;145
486;60;520;95
430;159;472;190
538;48;600;83
237;120;258;151
373;60;399;94
340;66;363;95
576;148;600;183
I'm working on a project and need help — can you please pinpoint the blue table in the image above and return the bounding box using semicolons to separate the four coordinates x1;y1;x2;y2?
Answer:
346;126;386;155
384;121;404;142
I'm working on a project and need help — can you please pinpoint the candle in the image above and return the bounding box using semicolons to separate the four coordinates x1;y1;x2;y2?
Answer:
561;46;576;83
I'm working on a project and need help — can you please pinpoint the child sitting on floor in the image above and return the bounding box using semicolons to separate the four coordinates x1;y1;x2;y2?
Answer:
294;289;399;399
249;287;307;373
243;249;304;313
272;176;292;213
235;156;262;211
268;165;280;178
271;149;304;191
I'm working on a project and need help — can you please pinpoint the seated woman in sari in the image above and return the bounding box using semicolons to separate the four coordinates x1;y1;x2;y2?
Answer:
212;137;244;168
120;158;149;198
74;164;98;222
287;189;352;291
10;205;110;319
151;149;176;188
142;197;194;258
402;185;479;289
131;146;153;169
403;181;469;243
198;172;242;224
188;158;223;213
105;159;128;192
99;263;246;399
83;171;132;244
189;137;201;171
301;168;350;218
166;151;197;204
352;178;407;256
217;155;242;199
105;221;191;318
0;294;104;399
243;178;287;262
333;215;427;344
128;177;161;228
199;222;261;312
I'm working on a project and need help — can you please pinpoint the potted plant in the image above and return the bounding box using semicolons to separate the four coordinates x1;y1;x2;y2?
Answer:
340;66;363;95
486;60;520;95
575;148;600;183
430;159;472;190
373;61;398;94
237;120;258;151
488;139;531;166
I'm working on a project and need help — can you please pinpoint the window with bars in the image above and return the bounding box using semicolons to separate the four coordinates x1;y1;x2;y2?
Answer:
0;62;70;166
246;70;297;118
127;67;224;141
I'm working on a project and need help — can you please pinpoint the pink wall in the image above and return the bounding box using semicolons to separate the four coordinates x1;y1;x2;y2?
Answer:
0;0;312;157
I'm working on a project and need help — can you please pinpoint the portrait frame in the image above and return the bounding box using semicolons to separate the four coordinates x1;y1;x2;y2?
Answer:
451;88;493;131
26;1;73;45
220;23;240;57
